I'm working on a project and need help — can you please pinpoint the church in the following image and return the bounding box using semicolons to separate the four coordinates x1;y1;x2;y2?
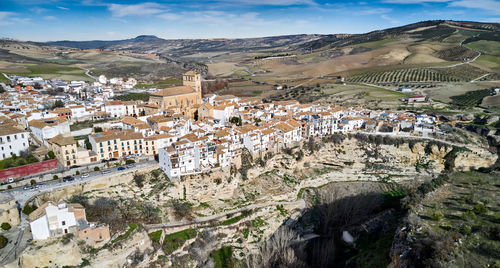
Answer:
149;71;202;112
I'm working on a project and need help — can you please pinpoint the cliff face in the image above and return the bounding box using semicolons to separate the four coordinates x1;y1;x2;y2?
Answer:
20;236;82;268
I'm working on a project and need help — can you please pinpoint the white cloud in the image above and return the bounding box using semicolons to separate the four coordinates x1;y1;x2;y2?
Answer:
108;2;166;17
382;0;450;3
0;11;15;26
57;6;69;10
358;8;392;15
218;0;316;5
449;0;500;15
381;14;398;25
157;13;182;21
0;12;30;26
30;7;48;14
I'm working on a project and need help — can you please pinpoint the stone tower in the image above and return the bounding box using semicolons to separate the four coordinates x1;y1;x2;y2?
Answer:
182;71;202;93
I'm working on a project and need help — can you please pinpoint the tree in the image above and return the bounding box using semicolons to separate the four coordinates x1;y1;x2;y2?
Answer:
94;166;100;171
53;100;64;108
170;199;192;220
1;222;11;230
94;127;103;133
30;179;36;185
140;202;159;223
133;174;145;188
47;151;55;159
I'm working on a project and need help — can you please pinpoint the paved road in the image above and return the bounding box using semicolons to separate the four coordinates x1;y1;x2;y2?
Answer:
83;68;98;81
145;200;306;230
6;160;158;206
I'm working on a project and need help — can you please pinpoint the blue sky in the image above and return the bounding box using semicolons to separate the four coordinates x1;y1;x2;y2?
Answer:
0;0;499;41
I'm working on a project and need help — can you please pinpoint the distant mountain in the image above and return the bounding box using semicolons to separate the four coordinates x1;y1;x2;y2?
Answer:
45;34;325;57
45;35;166;49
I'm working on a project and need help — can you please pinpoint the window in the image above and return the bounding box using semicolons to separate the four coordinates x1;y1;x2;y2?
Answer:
14;135;17;139
21;134;24;139
62;221;66;226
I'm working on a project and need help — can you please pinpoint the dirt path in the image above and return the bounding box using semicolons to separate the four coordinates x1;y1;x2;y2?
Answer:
470;73;491;83
145;200;306;230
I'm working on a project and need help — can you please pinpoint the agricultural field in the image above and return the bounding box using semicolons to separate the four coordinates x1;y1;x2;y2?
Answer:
347;68;460;84
218;80;273;98
450;89;493;108
267;83;409;109
135;78;182;89
0;63;90;81
346;64;491;85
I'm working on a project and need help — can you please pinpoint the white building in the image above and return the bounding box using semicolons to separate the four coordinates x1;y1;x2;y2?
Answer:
159;140;200;180
212;105;234;124
28;117;70;145
98;75;107;85
0;125;29;160
29;202;80;240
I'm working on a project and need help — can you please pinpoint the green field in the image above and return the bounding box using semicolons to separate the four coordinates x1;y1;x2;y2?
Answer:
465;40;500;56
115;92;150;102
135;78;182;88
474;55;500;70
0;63;89;81
450;89;492;108
353;38;397;49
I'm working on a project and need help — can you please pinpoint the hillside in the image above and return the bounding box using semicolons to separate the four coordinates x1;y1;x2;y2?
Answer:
1;20;499;93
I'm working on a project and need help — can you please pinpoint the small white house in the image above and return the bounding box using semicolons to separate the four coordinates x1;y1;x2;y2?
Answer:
29;202;79;240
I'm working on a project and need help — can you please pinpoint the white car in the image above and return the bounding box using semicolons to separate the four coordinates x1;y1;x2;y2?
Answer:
81;173;89;178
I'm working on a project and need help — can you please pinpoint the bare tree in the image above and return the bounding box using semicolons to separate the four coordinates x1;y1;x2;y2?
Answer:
249;226;306;268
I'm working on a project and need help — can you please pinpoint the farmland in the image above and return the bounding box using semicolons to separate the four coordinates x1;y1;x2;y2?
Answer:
346;64;491;85
450;89;492;108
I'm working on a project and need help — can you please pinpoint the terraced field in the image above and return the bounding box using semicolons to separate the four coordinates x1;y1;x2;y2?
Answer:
347;68;460;83
346;64;497;85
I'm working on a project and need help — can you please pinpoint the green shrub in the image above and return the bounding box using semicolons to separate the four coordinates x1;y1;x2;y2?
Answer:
53;175;59;180
125;159;135;165
23;204;38;215
94;167;100;171
75;171;80;176
1;222;11;230
473;203;488;214
212;246;235;268
47;151;55;159
431;212;443;221
0;235;7;249
460;224;472;235
80;258;90;267
461;210;476;220
30;179;36;185
163;228;196;254
149;230;162;244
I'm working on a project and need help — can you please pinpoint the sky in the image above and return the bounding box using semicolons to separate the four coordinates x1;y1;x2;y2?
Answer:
0;0;499;41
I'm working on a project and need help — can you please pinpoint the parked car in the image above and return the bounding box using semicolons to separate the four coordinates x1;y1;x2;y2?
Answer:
109;158;118;161
117;167;126;171
81;173;89;178
101;170;111;175
23;185;34;190
62;176;75;182
70;165;81;169
127;164;135;168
